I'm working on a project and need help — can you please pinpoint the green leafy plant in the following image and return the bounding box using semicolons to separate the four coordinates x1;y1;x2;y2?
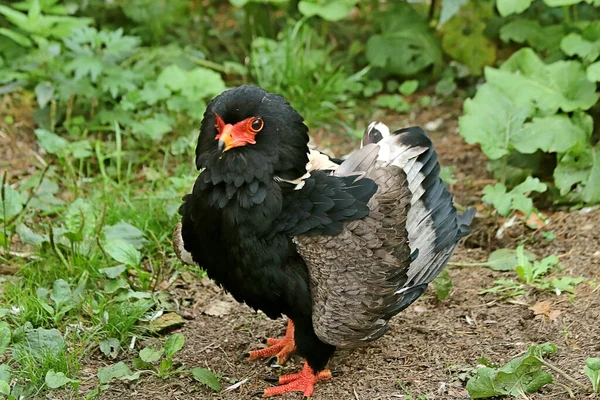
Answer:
476;245;584;297
367;3;443;77
250;20;363;127
191;367;222;392
467;343;557;398
459;0;600;206
585;357;600;393
482;177;547;217
432;269;453;300
133;333;185;379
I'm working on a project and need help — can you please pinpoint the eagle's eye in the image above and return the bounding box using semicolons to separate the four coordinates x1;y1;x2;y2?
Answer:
250;117;264;133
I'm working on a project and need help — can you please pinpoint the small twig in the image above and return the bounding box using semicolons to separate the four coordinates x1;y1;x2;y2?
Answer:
556;382;575;398
540;358;591;392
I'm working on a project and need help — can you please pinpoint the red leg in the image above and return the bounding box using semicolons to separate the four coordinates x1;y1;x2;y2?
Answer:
257;361;334;398
245;319;296;366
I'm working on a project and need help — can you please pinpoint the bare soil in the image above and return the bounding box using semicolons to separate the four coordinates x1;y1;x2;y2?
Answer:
73;103;600;399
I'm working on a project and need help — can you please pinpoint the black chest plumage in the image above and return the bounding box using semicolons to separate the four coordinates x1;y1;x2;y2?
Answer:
179;166;312;320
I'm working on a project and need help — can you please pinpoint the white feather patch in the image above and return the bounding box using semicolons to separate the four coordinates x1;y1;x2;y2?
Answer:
173;222;196;266
274;150;339;190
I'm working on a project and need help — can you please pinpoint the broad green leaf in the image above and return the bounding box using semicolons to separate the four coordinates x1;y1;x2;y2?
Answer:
0;322;10;355
512;176;548;195
34;82;54;108
0;364;9;382
432;269;452;300
64;198;96;238
139;347;163;363
366;3;442;76
130;114;174;141
511;113;591;154
531;255;559;279
12;326;66;360
230;0;288;5
180;67;226;100
466;367;498;398
50;279;72;308
100;68;138;98
482;184;512;216
45;370;76;389
157;65;188;92
97;362;140;384
298;0;358;21
460;84;531;160
191;367;221;392
516;244;534;283
104;239;141;266
67;56;103;82
0;184;24;222
438;0;468;27
0;381;8;396
34;129;68;154
467;343;555;398
399;80;419;96
99;265;127;279
103;220;147;250
584;357;600;392
99;338;120;358
27;179;64;212
486;248;535;271
435;78;457;97
375;94;410;112
441;2;496;75
555;147;600;204
139;81;171;106
496;0;533;16
0;5;29;30
500;19;564;53
561;33;600;63
549;276;584;293
588;61;600;82
486;48;598;114
482;177;546;217
68;140;93;159
164;333;185;359
104;278;130;293
544;0;591;5
440;166;457;185
0;27;32;47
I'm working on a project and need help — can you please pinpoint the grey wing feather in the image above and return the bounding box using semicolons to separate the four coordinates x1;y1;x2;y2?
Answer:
295;145;414;347
295;124;475;348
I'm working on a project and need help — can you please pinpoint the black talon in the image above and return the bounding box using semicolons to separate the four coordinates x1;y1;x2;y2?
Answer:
238;352;249;361
251;390;265;397
331;370;343;377
266;357;278;367
261;338;268;344
263;376;280;383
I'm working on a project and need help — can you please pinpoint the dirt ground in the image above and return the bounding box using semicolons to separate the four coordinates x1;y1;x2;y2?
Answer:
92;102;600;400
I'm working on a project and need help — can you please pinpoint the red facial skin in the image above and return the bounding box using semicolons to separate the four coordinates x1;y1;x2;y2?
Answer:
214;113;263;152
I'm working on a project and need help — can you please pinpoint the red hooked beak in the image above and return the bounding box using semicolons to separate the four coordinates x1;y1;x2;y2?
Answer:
214;113;261;152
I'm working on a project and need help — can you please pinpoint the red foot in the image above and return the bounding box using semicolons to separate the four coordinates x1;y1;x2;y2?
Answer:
247;319;296;365
260;362;333;398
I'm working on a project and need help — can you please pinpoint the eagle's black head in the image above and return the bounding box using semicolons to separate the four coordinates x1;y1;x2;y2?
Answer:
195;86;310;182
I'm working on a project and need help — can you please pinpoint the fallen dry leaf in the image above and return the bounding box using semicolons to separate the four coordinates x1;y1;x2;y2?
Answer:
203;300;233;317
530;300;561;321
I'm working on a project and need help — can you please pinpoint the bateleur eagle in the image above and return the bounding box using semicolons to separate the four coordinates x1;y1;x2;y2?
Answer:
174;85;475;398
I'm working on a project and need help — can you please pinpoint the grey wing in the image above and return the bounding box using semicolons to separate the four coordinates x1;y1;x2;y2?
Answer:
295;124;475;348
294;146;418;348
